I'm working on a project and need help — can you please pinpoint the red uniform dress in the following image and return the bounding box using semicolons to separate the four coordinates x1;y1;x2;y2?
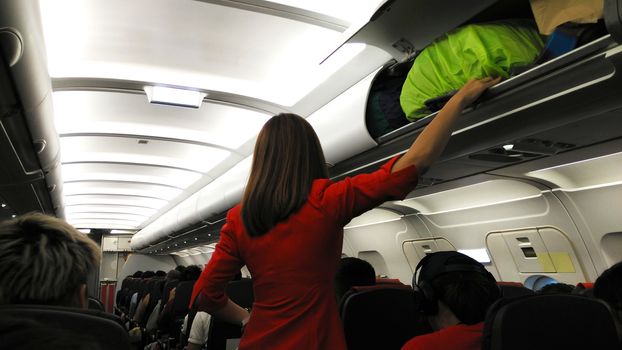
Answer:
191;156;418;349
401;322;484;350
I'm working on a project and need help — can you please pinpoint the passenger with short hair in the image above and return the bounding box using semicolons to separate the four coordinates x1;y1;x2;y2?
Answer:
594;261;622;338
0;213;101;308
402;251;501;350
190;78;499;349
334;257;376;304
537;282;575;294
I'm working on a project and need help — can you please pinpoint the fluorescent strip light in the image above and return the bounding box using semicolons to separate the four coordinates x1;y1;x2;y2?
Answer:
144;86;206;108
110;229;136;234
458;248;491;264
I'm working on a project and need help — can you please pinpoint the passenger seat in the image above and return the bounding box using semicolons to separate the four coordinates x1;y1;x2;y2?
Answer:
339;284;432;350
0;304;130;350
482;294;619;350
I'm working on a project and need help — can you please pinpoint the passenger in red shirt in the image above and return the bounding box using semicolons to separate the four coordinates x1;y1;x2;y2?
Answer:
191;78;500;350
402;251;502;350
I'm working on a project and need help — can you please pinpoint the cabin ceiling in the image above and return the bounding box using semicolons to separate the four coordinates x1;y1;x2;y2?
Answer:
36;0;387;231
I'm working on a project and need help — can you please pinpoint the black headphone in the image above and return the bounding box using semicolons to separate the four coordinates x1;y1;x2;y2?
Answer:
412;251;496;315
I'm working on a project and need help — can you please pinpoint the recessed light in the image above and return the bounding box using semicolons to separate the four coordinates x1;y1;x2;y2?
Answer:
1;203;6;208
11;215;16;218
144;86;206;108
503;144;514;151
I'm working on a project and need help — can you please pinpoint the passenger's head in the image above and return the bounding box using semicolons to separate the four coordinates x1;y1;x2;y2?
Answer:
141;270;155;279
594;262;622;314
413;251;500;329
242;113;328;237
0;213;101;308
183;265;202;281
132;271;144;278
155;270;166;277
537;282;575;294
175;265;187;273
166;269;182;282
334;257;376;303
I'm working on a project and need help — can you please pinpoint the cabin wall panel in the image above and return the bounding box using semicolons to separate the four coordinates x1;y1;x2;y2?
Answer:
414;191;598;281
553;183;622;272
344;216;423;283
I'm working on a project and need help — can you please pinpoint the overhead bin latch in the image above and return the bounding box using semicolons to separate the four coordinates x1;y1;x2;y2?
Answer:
392;38;415;55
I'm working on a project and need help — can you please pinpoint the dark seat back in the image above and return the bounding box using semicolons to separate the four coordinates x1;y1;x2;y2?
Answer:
205;278;255;350
0;304;130;350
482;294;620;350
88;296;105;311
160;279;179;311
340;284;432;350
171;280;195;320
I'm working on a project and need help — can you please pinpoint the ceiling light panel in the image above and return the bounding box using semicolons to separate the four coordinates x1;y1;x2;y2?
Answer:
53;91;270;149
61;163;203;189
63;195;168;209
39;0;373;106
59;136;230;173
63;181;182;200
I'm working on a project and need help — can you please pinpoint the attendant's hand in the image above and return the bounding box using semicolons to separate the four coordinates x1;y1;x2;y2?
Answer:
452;76;502;108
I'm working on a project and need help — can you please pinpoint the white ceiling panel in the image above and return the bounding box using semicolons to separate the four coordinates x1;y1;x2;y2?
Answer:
65;205;158;217
63;195;169;209
266;0;385;24
61;163;203;189
69;219;142;230
60;136;231;173
53;91;270;149
63;181;182;200
66;212;149;222
39;0;372;105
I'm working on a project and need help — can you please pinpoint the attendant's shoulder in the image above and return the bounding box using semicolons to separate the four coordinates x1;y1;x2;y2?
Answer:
226;205;242;222
308;178;335;202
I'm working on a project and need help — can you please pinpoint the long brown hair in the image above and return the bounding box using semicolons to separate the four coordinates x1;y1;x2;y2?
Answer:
241;113;328;237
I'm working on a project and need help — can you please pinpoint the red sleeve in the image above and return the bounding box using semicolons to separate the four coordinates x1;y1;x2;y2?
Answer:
190;208;244;312
401;337;427;350
321;156;418;225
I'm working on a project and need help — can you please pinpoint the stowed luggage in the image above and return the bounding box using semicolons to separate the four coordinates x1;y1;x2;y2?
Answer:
400;20;544;121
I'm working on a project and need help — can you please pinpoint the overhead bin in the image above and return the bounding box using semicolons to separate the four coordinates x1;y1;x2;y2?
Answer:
0;0;61;216
331;0;622;192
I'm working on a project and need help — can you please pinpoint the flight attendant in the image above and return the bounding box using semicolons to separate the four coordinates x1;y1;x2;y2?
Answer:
190;77;500;349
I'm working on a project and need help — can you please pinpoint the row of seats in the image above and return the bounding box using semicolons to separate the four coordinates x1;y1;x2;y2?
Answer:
338;280;620;350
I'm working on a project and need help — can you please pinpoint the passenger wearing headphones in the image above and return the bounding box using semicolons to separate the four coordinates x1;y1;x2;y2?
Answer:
402;251;501;350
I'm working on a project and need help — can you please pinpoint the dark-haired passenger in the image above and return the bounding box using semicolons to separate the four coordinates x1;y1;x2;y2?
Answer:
594;261;622;339
190;78;500;349
537;282;575;294
0;213;101;308
334;257;376;305
402;251;501;350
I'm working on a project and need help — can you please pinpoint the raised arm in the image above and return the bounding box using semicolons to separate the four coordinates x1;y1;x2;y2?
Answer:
392;77;501;174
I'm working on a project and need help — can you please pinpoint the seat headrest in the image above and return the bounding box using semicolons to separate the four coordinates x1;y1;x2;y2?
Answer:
482;294;619;350
340;286;432;350
0;304;130;350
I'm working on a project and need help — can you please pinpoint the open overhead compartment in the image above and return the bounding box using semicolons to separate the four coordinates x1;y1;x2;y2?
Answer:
330;0;622;193
0;0;62;218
